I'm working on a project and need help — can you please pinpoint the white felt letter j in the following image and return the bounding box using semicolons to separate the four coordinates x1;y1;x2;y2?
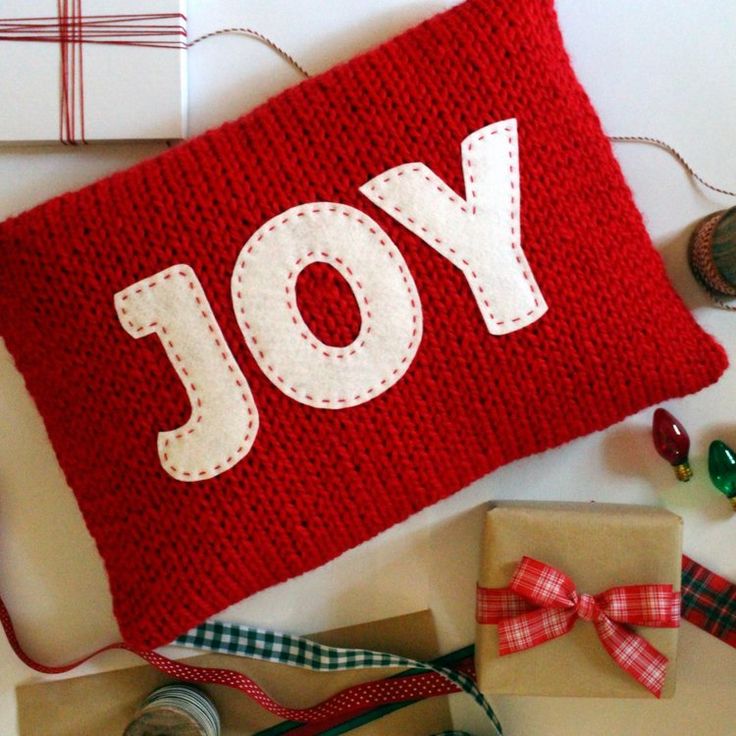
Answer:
114;265;259;482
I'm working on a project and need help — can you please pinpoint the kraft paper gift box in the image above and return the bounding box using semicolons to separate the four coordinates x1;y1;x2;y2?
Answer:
0;0;187;143
475;502;682;698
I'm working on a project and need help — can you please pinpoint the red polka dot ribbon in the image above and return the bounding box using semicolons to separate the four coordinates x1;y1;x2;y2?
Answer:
173;620;500;731
0;594;500;732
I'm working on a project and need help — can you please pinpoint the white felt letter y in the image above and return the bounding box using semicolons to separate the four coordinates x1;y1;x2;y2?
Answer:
360;118;547;335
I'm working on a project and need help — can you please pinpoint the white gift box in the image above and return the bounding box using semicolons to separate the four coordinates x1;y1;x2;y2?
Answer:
0;0;187;143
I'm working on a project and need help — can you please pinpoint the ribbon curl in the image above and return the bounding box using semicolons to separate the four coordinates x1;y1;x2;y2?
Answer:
476;557;680;697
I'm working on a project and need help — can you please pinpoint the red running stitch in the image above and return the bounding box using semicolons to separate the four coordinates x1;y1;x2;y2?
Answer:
233;205;421;406
370;124;541;326
285;252;371;358
117;267;256;479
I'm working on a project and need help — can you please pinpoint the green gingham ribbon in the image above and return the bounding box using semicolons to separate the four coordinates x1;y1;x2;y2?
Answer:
174;621;501;735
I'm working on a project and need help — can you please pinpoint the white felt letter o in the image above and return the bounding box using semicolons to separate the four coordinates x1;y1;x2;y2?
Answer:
232;203;423;409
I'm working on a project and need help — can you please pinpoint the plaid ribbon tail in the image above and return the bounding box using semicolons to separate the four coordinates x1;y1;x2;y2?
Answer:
593;615;668;698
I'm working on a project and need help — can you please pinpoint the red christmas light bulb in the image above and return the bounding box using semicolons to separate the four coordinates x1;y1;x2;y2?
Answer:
652;408;693;481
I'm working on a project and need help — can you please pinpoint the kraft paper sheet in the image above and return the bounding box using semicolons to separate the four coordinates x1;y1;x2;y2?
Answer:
17;609;452;735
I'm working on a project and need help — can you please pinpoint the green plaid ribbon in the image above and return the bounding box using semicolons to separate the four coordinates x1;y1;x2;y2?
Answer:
175;622;501;735
681;555;736;647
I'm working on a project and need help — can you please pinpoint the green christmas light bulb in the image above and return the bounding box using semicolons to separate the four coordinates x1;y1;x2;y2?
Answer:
708;440;736;510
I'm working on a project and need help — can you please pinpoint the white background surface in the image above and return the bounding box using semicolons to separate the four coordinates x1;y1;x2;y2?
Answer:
1;1;735;734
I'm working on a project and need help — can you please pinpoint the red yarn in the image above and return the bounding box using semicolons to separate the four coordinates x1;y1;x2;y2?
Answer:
0;0;727;648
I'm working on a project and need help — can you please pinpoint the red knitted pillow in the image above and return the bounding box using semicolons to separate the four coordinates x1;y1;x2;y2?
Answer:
0;0;726;648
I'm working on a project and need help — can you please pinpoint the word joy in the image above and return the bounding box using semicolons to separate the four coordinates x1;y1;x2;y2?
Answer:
115;119;547;482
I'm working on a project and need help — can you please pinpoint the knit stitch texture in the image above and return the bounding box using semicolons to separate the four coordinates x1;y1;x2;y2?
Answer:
0;0;727;648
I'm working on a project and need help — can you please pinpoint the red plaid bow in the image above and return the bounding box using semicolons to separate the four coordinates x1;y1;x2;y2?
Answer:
476;557;680;697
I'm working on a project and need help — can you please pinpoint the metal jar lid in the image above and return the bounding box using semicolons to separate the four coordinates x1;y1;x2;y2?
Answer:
123;684;221;736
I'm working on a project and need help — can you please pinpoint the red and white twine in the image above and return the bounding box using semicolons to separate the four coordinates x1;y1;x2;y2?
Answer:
0;2;308;144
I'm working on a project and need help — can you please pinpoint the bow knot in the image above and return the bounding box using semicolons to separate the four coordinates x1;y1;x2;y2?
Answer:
476;557;680;697
574;592;599;622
